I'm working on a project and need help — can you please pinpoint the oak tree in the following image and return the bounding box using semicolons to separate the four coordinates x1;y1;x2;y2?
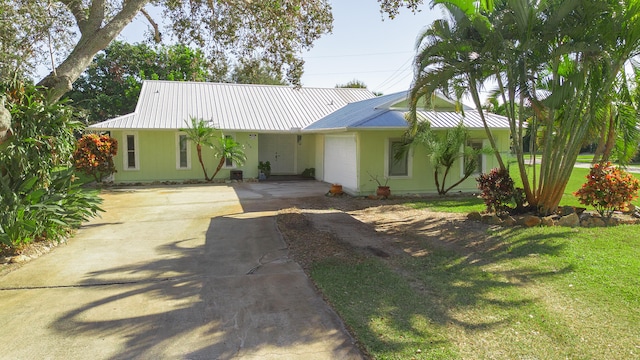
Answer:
3;0;333;102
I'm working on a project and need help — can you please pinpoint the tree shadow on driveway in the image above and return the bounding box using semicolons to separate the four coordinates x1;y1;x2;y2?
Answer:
51;212;362;359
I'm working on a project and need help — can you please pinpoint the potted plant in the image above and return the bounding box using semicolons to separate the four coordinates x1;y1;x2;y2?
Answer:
258;161;271;180
329;183;343;194
368;172;390;199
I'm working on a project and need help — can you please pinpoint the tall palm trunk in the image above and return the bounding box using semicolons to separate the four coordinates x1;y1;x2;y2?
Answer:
592;106;615;164
211;157;226;180
601;110;618;163
196;144;210;181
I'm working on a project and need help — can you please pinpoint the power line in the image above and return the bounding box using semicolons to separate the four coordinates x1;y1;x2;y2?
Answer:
304;50;414;59
373;54;414;91
377;71;413;94
302;69;411;77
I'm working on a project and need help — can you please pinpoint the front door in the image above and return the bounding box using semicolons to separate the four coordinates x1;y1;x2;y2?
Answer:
258;134;297;174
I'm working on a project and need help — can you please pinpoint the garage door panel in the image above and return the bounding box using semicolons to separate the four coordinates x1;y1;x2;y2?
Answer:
324;135;357;191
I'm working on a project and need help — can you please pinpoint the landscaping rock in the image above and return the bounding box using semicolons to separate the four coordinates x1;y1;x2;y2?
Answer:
481;213;503;225
522;215;542;227
557;213;580;227
502;216;517;226
467;211;482;221
10;255;30;263
559;206;575;216
580;214;606;227
541;215;557;227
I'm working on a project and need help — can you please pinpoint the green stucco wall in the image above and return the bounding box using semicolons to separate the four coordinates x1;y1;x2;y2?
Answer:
107;127;510;192
356;128;511;196
109;130;259;182
295;134;316;175
314;134;325;180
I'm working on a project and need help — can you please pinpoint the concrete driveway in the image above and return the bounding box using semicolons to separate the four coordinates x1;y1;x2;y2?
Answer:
0;181;363;359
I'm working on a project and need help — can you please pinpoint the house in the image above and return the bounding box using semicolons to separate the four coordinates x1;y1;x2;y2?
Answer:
89;80;511;195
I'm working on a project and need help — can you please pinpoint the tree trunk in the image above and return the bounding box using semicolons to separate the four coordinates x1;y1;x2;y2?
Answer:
434;168;442;195
601;110;617;163
196;144;210;181
38;0;149;102
211;157;226;180
468;80;506;170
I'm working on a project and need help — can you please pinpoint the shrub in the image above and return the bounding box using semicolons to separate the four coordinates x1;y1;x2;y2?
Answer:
73;133;118;182
574;162;640;223
0;83;102;250
477;168;516;214
0;169;102;248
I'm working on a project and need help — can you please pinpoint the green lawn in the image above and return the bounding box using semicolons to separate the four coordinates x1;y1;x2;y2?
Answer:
406;165;598;213
521;153;639;165
509;165;640;208
311;224;640;360
309;165;640;359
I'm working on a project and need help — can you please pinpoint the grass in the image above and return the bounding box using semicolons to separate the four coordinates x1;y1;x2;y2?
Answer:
521;152;640;165
405;163;640;212
311;225;640;359
509;165;640;208
310;163;640;359
404;166;603;213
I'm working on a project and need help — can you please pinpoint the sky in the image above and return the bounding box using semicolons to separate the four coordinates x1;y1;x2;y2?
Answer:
297;1;442;94
116;0;444;95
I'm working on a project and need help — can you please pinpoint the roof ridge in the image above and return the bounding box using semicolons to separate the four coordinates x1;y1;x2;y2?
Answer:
141;79;375;93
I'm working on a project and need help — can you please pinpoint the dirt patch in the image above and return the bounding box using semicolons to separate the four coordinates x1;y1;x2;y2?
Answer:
278;195;496;267
277;208;367;270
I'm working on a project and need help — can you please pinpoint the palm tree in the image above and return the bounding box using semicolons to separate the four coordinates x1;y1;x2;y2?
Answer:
413;0;640;214
180;117;218;181
408;2;506;171
210;136;247;180
408;121;484;195
591;64;640;165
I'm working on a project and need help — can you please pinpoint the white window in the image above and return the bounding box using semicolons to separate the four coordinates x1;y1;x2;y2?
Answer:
385;139;412;178
176;133;191;170
123;132;139;170
463;139;486;176
223;134;235;168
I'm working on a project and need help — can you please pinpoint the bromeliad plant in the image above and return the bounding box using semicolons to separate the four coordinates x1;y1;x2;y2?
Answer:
574;162;640;224
73;133;118;182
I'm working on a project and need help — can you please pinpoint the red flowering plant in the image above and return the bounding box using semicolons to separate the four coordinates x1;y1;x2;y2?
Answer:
477;168;517;214
73;133;118;183
574;162;640;224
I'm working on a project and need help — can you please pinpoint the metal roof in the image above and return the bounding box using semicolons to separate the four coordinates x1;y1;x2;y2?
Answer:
414;110;510;129
304;91;511;131
303;92;408;131
89;81;376;131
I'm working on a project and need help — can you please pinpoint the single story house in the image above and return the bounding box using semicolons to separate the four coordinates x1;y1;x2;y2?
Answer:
89;80;511;195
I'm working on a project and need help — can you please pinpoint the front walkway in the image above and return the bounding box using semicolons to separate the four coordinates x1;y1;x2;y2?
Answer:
0;182;362;359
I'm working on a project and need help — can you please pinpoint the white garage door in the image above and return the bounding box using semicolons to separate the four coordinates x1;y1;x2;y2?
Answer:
324;135;358;191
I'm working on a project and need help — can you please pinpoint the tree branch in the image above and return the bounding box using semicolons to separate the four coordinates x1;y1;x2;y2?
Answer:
38;0;150;102
86;0;106;33
59;0;89;33
140;7;161;43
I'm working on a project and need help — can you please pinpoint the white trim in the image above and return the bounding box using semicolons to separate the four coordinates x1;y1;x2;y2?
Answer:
385;138;412;179
175;132;192;170
222;133;236;169
123;132;139;171
461;138;485;177
482;139;488;174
